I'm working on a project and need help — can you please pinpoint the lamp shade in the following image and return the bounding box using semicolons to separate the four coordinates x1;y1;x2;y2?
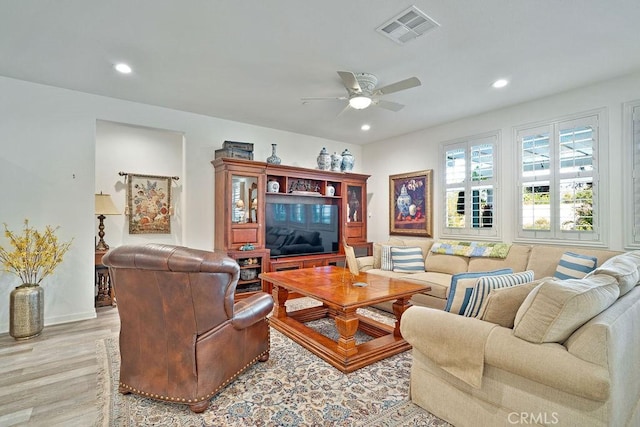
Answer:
95;193;120;215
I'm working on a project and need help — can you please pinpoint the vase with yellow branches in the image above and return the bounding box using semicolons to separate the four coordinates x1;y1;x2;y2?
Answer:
0;219;73;339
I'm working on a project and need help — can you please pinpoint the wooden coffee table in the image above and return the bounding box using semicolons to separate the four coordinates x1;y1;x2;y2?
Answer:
260;266;430;373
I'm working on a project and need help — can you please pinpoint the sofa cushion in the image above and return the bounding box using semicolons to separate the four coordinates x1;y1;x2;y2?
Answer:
424;252;469;275
468;244;532;274
526;246;620;279
445;269;513;315
400;271;452;299
554;251;597;280
587;251;640;296
391;246;425;273
513;275;620;344
464;270;535;317
387;237;434;258
478;278;548;328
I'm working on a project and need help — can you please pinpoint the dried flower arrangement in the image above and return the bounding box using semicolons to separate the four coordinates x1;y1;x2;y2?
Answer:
0;219;73;286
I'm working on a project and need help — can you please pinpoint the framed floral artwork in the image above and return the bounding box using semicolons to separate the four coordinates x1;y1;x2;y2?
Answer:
127;173;173;234
389;170;433;237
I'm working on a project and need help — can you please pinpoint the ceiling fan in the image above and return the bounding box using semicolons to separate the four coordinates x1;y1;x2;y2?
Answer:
302;71;421;112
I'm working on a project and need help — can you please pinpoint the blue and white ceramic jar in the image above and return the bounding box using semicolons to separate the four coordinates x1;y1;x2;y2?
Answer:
266;143;281;165
341;149;354;172
317;147;330;170
330;152;342;172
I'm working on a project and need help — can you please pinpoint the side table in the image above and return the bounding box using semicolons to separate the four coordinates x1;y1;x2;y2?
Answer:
95;250;115;307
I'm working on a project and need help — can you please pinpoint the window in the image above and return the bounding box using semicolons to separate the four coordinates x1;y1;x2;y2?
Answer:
516;113;601;242
442;132;498;238
626;100;640;248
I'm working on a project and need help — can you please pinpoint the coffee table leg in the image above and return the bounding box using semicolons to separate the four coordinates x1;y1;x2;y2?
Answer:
334;308;359;357
392;297;412;337
272;285;289;319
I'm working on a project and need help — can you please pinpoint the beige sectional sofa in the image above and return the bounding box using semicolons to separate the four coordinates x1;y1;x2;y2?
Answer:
356;237;621;311
357;238;640;426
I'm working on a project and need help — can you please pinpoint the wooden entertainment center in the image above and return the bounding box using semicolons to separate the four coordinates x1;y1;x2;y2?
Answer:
212;158;370;297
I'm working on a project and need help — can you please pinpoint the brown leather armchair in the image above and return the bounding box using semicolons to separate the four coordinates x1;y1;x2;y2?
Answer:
102;243;274;413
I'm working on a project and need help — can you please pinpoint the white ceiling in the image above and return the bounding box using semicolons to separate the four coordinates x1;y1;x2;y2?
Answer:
2;1;640;145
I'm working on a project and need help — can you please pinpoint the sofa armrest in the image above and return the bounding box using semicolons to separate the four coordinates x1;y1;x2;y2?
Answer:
356;255;374;271
485;327;610;401
231;292;274;330
401;306;496;388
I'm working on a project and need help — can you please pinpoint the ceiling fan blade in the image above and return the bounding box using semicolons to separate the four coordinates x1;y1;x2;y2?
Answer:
301;96;348;101
374;77;421;96
337;104;351;117
373;99;405;112
337;71;362;93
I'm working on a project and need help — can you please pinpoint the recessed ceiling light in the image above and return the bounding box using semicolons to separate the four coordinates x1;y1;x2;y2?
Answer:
361;124;371;131
114;63;132;74
492;79;508;89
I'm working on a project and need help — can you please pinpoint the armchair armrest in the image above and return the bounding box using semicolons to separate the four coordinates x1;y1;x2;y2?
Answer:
231;292;274;330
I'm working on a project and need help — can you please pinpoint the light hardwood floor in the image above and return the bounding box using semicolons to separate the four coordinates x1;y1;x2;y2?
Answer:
0;307;120;427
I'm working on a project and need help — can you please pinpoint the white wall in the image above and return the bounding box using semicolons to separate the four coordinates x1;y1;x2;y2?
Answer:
96;120;184;246
363;71;640;250
0;76;361;332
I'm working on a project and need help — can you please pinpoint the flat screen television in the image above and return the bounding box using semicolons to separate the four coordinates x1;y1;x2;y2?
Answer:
265;197;339;258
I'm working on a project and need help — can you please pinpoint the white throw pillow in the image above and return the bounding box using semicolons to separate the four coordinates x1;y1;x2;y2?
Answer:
587;251;640;296
513;275;619;344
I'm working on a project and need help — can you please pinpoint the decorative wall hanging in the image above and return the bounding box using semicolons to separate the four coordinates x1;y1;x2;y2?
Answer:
119;172;179;234
389;170;433;237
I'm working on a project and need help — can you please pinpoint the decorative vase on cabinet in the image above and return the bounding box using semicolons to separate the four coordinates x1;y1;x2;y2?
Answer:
326;184;335;197
267;179;280;193
341;149;354;172
317;147;331;170
266;143;281;165
331;152;342;172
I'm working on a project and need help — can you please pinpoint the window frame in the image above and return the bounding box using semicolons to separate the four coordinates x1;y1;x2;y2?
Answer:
440;131;500;240
514;109;606;245
624;100;640;249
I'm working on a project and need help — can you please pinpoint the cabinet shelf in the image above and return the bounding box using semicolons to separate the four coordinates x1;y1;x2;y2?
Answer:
225;248;270;299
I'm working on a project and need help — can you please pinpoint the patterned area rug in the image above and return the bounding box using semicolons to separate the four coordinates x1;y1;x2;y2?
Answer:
96;299;451;426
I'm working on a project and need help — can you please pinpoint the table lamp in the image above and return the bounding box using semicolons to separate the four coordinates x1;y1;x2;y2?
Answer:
95;192;120;251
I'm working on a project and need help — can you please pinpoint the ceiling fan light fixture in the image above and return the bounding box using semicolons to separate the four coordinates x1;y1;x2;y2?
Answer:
349;96;372;110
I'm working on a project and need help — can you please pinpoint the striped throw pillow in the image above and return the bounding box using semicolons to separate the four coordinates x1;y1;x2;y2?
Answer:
464;270;535;317
381;245;394;271
391;246;425;273
445;269;513;315
554;252;597;280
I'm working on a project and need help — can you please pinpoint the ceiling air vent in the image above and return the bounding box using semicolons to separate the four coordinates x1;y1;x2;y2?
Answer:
376;5;439;45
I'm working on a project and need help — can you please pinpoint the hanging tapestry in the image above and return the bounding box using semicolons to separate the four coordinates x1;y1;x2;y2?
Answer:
126;173;172;234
